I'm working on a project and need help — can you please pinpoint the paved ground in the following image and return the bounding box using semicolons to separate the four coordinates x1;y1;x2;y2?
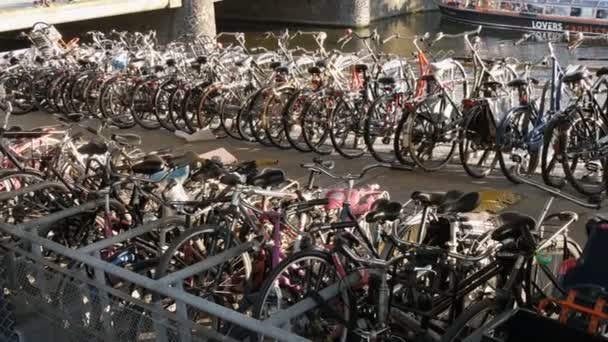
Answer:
6;110;602;244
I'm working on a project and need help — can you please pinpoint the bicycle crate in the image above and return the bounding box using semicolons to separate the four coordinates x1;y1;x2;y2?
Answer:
472;309;608;342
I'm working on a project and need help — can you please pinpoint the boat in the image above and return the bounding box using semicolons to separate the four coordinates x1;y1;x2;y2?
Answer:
437;0;608;33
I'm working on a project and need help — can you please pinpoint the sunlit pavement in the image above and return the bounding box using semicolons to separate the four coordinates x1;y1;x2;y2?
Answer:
8;110;598;244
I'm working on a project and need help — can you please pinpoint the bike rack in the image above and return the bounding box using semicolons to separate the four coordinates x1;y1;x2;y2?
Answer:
0;184;310;342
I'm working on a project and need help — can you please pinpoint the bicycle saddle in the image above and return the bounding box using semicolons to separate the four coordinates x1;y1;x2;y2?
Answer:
377;77;395;85
219;172;244;186
275;66;289;74
308;66;322;75
562;65;589;84
354;64;368;73
597;66;608;77
491;212;536;242
165;58;176;67
506;78;528;88
411;190;464;207
77;141;108;155
269;61;282;69
111;133;142;146
437;192;480;214
250;169;287;188
132;154;164;175
366;199;402;223
78;58;92;67
482;81;502;90
312;157;335;170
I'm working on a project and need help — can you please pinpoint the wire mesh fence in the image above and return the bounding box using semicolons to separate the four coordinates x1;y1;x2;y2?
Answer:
0;243;223;342
0;252;18;342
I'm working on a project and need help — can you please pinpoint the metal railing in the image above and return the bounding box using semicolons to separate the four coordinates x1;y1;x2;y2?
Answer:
0;183;310;342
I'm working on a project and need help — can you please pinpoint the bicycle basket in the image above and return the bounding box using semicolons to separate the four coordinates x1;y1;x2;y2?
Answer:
28;23;63;58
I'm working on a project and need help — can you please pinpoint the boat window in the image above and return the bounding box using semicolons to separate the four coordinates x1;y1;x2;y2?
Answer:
525;3;545;12
579;7;595;16
600;1;608;8
545;5;570;14
570;7;582;16
597;8;608;17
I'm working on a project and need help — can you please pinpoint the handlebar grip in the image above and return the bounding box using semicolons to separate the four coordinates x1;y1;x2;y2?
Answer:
86;126;98;135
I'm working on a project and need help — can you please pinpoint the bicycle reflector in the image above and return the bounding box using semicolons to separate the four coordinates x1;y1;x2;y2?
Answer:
462;99;477;108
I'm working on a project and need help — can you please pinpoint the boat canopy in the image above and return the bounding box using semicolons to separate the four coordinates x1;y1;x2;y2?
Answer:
446;0;608;18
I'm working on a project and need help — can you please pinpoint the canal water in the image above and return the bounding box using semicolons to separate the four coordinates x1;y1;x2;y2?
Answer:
2;10;608;67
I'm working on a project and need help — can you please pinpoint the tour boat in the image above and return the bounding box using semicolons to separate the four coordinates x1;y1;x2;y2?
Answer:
438;0;608;33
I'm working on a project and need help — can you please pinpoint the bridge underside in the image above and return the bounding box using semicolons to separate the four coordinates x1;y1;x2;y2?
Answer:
0;0;183;33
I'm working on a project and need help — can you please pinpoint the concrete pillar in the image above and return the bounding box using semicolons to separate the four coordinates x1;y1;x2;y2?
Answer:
173;0;216;38
349;0;371;27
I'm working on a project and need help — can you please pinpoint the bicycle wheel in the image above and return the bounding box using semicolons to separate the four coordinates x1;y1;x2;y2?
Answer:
30;70;54;112
301;94;333;155
533;234;581;299
1;73;34;114
496;108;540;184
440;299;501;342
559;114;608;196
541;117;569;189
247;88;273;146
236;94;257;142
220;90;247;140
59;74;77;114
283;89;313;152
68;72;90;114
83;74;104;119
196;84;223;134
365;93;405;163
265;87;295;149
330;97;367;159
131;79;161;130
393;109;415;166
181;82;210;133
252;250;351;342
99;77;136;129
405;98;459;171
153;78;177;131
156;227;252;332
459;102;498;178
168;85;189;133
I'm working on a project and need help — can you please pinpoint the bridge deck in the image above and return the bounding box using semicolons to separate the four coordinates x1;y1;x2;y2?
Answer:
0;0;182;33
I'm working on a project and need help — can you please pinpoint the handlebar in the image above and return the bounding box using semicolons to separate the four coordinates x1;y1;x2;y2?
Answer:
300;162;411;181
568;32;608;50
432;26;482;46
382;33;419;45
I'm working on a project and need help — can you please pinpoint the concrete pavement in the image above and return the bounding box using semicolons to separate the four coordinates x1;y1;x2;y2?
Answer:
6;110;600;244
